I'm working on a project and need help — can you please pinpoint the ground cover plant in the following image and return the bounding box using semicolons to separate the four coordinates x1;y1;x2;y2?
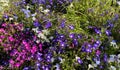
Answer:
0;0;120;70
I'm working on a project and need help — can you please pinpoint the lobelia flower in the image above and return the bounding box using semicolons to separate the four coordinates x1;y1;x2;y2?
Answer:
105;30;111;36
104;54;108;62
21;9;30;18
8;36;14;42
88;64;94;70
60;41;66;47
86;48;92;53
113;14;119;21
110;40;118;48
45;21;52;29
72;39;78;46
76;56;83;64
69;25;74;30
94;28;101;34
69;33;75;39
96;50;101;56
60;20;65;28
110;66;116;70
55;64;60;70
33;21;41;27
109;55;116;62
117;54;120;63
77;34;82;39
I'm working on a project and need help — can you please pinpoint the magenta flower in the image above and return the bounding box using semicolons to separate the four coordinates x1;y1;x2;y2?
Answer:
8;36;14;41
39;43;42;51
9;59;14;65
96;50;101;56
31;46;37;54
14;63;21;68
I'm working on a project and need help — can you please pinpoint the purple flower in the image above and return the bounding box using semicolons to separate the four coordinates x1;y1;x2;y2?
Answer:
69;33;75;38
60;20;65;28
49;0;53;5
104;54;108;62
60;42;66;47
113;14;119;21
33;21;40;27
45;21;52;28
86;48;92;53
23;67;29;70
77;34;82;39
87;44;92;48
96;40;101;45
105;30;111;36
94;28;101;34
69;25;74;30
77;58;83;64
21;9;30;18
73;39;78;46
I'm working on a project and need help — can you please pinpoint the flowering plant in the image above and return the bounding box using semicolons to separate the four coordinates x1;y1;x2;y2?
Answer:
0;0;120;70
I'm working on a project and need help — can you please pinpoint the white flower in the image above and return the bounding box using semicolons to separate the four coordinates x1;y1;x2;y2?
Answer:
38;33;49;42
26;5;30;10
32;27;40;33
75;56;80;60
88;64;94;70
9;17;13;21
110;66;116;70
32;17;36;21
117;1;120;5
110;40;118;48
69;3;73;8
51;57;55;63
58;57;65;63
96;60;100;65
39;6;43;11
42;9;50;14
109;55;116;62
36;40;40;43
42;29;49;35
117;54;120;63
55;64;60;70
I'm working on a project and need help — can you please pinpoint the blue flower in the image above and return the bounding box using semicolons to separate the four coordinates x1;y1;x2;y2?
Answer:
69;33;75;38
60;20;65;28
76;57;83;64
33;21;40;27
45;21;52;28
21;9;30;18
69;25;74;30
105;30;111;36
94;28;101;34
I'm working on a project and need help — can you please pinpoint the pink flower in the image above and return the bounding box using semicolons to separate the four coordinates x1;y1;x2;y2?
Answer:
96;50;101;56
8;36;14;41
31;46;37;54
22;40;27;44
1;23;7;27
14;63;21;68
0;29;5;33
39;43;42;51
16;57;20;61
0;35;5;39
25;43;31;50
0;66;3;70
9;59;14;64
0;39;2;42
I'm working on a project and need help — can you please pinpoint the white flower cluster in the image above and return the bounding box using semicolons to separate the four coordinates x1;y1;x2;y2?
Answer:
110;40;118;48
32;27;50;43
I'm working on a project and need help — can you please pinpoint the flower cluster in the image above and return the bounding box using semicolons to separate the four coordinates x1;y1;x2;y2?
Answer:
0;0;120;70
